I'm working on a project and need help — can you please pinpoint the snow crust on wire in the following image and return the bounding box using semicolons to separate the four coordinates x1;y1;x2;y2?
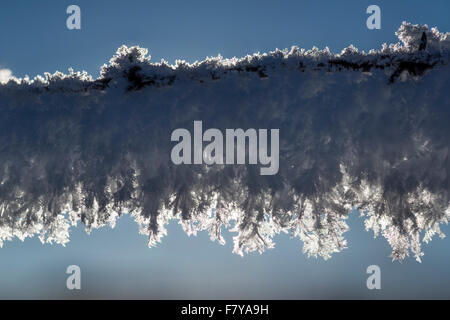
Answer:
0;22;449;261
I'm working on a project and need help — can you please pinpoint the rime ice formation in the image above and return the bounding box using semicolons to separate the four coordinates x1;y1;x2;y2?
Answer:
0;22;449;261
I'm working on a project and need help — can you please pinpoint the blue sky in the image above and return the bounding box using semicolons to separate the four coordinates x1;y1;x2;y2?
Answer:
0;0;450;299
3;214;450;299
1;0;449;78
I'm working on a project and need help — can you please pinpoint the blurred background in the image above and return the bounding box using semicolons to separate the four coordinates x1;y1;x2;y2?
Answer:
0;0;450;299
